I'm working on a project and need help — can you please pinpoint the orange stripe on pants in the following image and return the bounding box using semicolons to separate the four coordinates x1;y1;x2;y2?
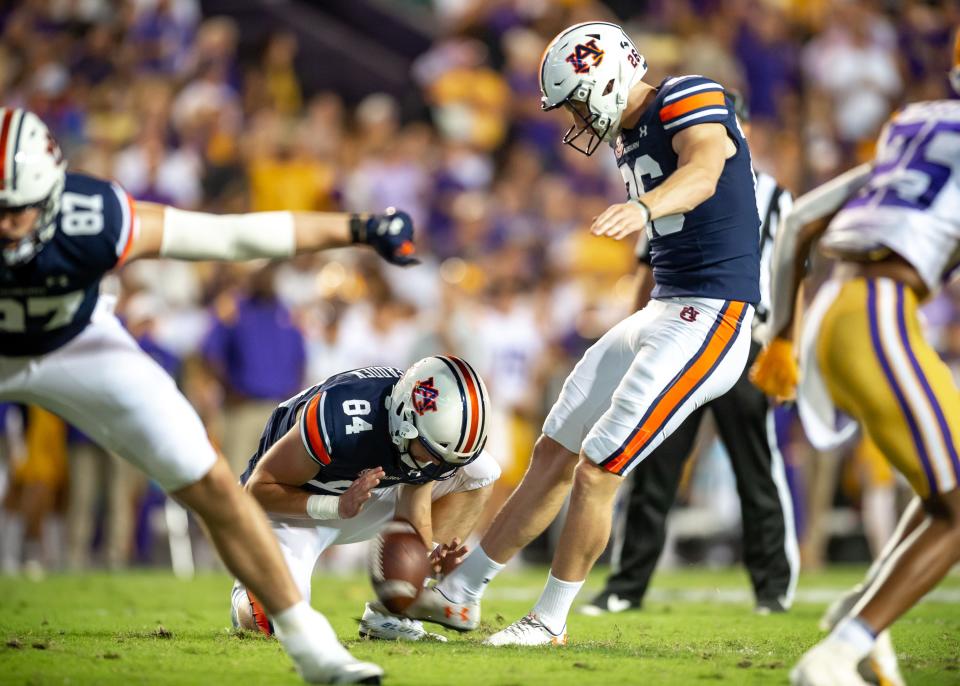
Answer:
605;301;745;474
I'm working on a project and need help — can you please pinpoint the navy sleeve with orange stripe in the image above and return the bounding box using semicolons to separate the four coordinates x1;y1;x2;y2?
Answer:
298;390;332;466
657;76;729;136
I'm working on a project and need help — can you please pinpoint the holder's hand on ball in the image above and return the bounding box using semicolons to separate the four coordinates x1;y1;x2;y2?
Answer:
339;467;385;518
430;537;468;578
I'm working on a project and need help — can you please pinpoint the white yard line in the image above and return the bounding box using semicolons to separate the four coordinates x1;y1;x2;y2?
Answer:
486;586;960;604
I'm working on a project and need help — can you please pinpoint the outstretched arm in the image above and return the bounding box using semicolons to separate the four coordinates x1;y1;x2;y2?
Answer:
124;202;418;266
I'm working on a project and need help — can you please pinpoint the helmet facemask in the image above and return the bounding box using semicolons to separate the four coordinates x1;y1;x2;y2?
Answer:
539;22;647;157
2;174;64;266
386;396;460;483
551;81;619;157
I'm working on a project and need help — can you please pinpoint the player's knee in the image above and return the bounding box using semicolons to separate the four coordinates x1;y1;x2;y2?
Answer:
572;457;620;496
530;435;579;482
172;458;243;520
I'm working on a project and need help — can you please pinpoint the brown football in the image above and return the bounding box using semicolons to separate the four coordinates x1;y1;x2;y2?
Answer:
369;519;432;614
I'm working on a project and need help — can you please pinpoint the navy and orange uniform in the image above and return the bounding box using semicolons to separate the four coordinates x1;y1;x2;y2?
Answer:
0;172;136;356
241;366;428;494
615;75;760;304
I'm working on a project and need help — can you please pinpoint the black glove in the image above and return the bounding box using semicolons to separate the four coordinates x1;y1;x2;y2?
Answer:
350;208;419;266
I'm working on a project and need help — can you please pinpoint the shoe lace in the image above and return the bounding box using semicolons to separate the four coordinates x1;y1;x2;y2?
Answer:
504;614;545;637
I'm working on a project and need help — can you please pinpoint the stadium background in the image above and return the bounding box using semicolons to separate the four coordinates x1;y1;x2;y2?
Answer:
1;0;959;580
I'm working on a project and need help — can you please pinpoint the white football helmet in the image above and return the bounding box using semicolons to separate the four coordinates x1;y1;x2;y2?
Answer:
0;108;67;265
540;22;647;155
386;355;490;481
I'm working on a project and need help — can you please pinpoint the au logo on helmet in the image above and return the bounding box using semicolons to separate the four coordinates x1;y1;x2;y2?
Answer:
566;39;604;74
411;378;439;415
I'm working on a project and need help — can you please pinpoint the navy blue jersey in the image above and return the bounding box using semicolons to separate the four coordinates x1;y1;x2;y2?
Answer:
0;173;135;356
241;366;432;496
614;75;761;304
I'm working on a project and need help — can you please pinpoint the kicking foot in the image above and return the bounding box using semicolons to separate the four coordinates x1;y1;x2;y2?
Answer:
790;641;870;686
405;583;479;631
578;592;638;616
359;602;447;642
276;607;384;684
484;614;566;647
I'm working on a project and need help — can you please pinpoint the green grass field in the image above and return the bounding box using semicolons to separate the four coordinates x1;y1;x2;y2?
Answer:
1;567;958;685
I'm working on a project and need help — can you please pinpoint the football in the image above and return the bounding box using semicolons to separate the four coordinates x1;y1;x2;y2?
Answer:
369;519;432;614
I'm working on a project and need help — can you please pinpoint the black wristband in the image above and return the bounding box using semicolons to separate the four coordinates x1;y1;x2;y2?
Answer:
630;198;652;224
349;213;366;244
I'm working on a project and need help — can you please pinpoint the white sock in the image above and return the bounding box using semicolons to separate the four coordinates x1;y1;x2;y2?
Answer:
829;617;876;658
531;573;583;635
437;545;505;601
271;600;317;639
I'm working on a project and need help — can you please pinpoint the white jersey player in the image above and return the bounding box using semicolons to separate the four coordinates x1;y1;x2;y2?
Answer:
0;107;418;684
751;40;960;686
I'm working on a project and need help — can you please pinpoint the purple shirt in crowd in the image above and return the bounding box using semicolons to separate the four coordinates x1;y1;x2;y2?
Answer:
202;296;306;401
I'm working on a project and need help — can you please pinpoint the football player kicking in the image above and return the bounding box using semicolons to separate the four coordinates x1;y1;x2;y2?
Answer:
403;21;762;645
0;107;417;684
230;356;499;642
750;34;960;686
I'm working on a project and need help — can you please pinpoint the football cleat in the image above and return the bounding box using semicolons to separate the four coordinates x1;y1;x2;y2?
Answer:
818;588;903;686
276;607;384;684
790;641;871;686
359;602;447;642
484;614;567;647
404;583;480;631
862;631;906;686
578;592;638;616
754;598;788;615
819;584;865;631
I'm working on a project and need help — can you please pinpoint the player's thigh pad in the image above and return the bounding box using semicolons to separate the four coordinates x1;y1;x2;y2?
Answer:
432;450;501;499
585;299;753;476
818;278;960;497
0;308;216;491
543;302;673;455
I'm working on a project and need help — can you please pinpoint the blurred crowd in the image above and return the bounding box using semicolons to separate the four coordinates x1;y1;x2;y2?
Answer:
1;0;959;575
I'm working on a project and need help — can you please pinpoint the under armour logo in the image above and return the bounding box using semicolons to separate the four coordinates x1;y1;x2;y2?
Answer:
637;126;647;137
680;306;699;322
444;606;470;621
46;275;69;288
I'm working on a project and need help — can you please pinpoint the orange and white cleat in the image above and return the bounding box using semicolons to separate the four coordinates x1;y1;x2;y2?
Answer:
484;613;567;647
404;583;480;631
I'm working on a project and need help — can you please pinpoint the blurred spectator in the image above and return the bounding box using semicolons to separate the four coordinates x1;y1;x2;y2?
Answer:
202;264;307;476
1;0;955;572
